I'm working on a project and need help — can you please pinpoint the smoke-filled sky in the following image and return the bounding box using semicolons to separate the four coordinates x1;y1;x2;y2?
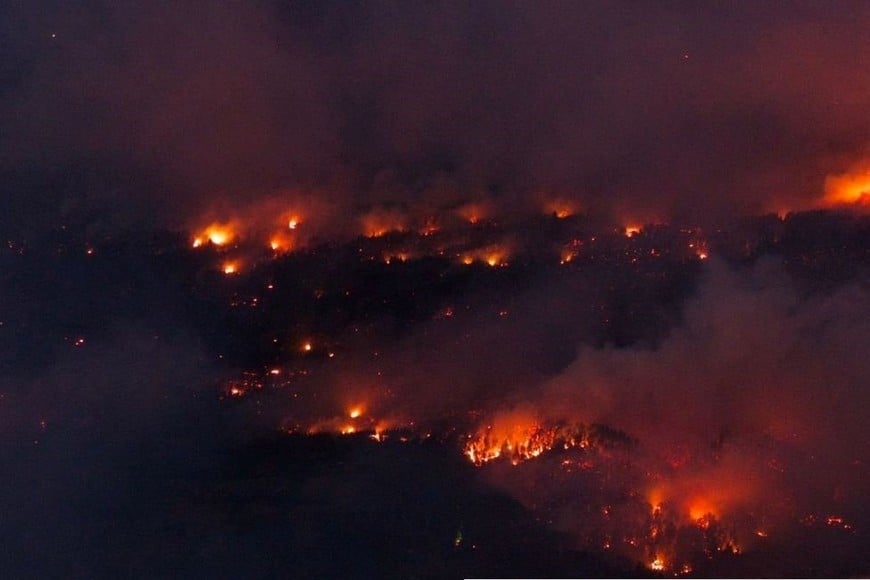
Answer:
2;0;869;235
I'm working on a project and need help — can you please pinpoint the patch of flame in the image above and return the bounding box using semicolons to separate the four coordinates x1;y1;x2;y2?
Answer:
361;208;408;238
458;245;510;267
464;415;590;466
560;249;577;264
543;199;577;219
383;252;411;264
625;225;642;237
457;202;489;225
823;163;870;207
419;218;439;236
192;222;236;248
269;232;295;253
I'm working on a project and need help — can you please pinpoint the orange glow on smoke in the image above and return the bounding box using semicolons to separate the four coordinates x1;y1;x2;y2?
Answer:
648;488;665;514
688;497;718;522
543;199;577;219
269;232;294;253
383;252;411;264
361;208;408;238
458;245;510;267
650;556;666;571
419;218;440;236
823;162;870;208
464;413;590;466
192;222;237;248
457;202;489;225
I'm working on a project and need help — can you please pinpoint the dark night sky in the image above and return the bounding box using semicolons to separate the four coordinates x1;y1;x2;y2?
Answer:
2;0;869;236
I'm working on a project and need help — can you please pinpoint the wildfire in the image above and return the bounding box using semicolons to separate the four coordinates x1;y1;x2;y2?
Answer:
458;245;510;267
222;260;240;275
464;420;592;465
361;208;408;238
485;254;505;267
457;202;489;225
624;225;642;237
348;405;364;419
192;222;237;248
543;199;577;219
383;252;411;264
823;162;870;207
419;218;440;236
269;232;294;253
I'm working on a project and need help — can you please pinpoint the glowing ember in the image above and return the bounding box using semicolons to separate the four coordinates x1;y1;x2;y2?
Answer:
302;341;312;352
222;261;240;275
288;217;300;229
349;405;364;419
650;556;665;571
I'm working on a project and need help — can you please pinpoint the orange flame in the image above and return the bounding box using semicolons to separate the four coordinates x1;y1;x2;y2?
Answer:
269;232;295;253
192;222;237;248
625;225;642;237
222;260;240;275
458;244;511;267
823;162;870;207
457;202;490;225
543;199;577;219
361;208;408;238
